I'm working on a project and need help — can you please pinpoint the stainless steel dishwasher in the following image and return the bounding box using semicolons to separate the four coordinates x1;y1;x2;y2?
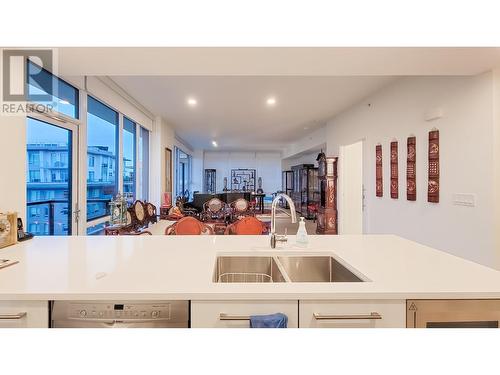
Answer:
51;301;189;328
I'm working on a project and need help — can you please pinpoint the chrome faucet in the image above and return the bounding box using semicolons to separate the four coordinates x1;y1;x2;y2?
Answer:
270;193;297;248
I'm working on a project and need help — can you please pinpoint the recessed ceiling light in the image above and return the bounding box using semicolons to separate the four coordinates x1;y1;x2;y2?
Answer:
187;97;198;107
212;141;218;147
266;97;277;106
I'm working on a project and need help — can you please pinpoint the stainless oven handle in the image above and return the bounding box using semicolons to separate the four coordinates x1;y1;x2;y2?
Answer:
313;312;382;320
0;312;27;320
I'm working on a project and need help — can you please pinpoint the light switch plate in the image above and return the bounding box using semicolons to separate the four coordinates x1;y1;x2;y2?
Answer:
452;193;476;207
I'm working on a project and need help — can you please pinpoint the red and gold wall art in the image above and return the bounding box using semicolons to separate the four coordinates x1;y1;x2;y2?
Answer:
407;136;416;201
375;144;383;197
390;141;398;199
428;130;439;203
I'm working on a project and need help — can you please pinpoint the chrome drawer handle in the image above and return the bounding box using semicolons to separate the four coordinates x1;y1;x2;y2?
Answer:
0;312;27;320
313;312;382;320
219;313;250;321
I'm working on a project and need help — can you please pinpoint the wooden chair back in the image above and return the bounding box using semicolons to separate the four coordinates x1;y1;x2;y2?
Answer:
224;216;266;235
230;198;249;213
165;216;214;235
204;197;224;213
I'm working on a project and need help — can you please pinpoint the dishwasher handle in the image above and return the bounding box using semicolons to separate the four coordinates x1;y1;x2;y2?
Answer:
313;312;382;320
0;312;27;320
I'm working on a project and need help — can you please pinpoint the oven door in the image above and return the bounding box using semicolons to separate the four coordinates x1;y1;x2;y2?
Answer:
407;300;500;328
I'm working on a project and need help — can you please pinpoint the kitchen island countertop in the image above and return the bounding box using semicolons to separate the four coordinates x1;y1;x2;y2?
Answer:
1;234;500;300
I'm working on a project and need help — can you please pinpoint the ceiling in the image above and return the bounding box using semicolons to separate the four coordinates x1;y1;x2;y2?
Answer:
111;75;395;150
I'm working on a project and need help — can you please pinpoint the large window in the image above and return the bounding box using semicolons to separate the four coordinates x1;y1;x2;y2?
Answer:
138;126;150;201
24;62;151;236
174;147;192;199
86;96;119;221
123;117;136;203
27;60;79;119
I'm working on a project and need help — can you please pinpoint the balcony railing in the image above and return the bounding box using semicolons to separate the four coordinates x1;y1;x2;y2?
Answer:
27;198;112;235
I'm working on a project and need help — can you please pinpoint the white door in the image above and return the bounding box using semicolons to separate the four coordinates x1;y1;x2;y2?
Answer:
339;140;363;234
26;115;79;235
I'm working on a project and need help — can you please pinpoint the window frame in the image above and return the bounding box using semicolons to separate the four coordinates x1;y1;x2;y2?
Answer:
122;116;137;202
86;95;120;223
26;58;80;121
25;63;152;235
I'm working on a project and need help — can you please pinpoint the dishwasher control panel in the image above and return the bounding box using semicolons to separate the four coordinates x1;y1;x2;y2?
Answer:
61;302;172;320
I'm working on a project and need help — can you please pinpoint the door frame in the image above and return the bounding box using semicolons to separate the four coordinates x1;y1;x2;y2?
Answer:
27;113;80;235
338;138;365;234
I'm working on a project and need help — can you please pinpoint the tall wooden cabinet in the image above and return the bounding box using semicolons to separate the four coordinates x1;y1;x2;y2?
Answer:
291;164;319;219
316;153;338;234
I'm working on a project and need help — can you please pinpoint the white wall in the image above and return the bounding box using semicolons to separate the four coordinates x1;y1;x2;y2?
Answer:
494;69;500;270
0;115;27;222
203;151;282;194
326;74;496;268
282;126;326;159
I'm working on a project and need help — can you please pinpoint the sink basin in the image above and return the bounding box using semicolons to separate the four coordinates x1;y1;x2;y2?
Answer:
213;256;286;283
277;256;364;282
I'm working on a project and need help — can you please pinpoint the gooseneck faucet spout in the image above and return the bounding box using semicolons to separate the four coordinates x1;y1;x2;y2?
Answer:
270;193;297;248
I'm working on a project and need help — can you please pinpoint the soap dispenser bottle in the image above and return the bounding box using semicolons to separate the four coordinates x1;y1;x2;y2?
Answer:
296;217;308;247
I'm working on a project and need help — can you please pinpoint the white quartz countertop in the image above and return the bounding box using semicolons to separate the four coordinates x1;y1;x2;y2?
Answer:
1;234;500;301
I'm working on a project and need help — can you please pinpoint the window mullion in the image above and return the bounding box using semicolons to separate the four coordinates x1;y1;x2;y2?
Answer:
118;113;124;195
135;122;140;200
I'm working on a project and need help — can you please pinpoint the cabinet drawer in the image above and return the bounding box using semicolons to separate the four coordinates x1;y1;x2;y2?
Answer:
300;300;405;328
0;301;49;328
191;300;298;328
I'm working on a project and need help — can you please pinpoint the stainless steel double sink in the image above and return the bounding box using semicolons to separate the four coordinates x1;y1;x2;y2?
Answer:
213;255;365;283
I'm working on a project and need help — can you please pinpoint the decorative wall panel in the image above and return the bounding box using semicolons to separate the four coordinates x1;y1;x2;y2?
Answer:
231;169;256;191
428;130;439;203
407;136;416;201
390;141;398;199
375;144;383;197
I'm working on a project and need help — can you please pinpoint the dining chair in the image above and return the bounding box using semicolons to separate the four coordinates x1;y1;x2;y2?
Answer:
229;198;253;221
224;216;266;235
165;216;214;235
202;197;226;221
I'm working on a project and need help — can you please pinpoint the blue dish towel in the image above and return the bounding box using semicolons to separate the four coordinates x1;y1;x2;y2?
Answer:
249;313;288;328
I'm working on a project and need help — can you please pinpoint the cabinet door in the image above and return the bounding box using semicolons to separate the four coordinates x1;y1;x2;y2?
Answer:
191;300;299;328
0;301;49;328
300;300;405;328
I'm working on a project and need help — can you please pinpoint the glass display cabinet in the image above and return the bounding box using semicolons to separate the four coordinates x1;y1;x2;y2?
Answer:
204;169;216;194
290;164;319;219
281;170;294;208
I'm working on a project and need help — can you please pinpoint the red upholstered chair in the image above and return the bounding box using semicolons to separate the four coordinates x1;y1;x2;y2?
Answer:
165;216;214;235
224;216;266;235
